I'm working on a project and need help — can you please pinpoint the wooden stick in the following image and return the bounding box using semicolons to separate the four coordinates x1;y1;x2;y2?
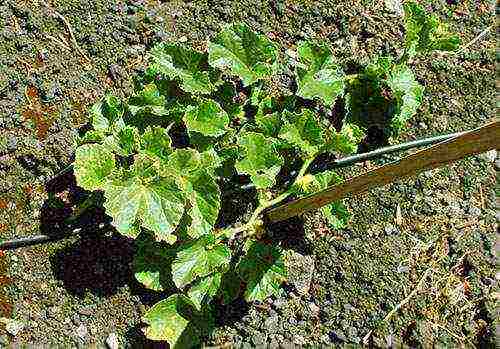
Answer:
266;121;500;223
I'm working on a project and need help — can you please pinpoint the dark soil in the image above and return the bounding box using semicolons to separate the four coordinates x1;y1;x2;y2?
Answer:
0;0;496;347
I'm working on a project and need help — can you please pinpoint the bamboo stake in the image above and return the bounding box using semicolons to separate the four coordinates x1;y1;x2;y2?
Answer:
266;120;500;223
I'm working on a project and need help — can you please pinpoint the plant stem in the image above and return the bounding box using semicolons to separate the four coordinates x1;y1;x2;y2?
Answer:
224;156;316;239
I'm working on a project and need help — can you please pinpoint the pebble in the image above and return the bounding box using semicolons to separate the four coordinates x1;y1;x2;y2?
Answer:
384;224;398;235
75;324;88;340
293;334;306;345
481;150;496;163
468;206;481;217
106;333;119;349
285;252;315;296
308;302;320;315
251;333;266;346
4;319;24;336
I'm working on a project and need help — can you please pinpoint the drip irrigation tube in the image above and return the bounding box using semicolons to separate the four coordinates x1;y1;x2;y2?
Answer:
0;130;464;250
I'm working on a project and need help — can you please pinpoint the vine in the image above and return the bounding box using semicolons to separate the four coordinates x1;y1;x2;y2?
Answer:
72;3;459;346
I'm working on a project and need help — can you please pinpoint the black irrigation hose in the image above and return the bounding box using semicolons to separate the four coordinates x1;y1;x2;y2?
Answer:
0;130;464;251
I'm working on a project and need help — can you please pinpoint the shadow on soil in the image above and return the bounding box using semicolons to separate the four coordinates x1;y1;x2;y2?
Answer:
40;165;312;345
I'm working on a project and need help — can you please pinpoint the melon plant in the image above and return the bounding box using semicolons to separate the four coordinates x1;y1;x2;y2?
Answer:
73;3;459;346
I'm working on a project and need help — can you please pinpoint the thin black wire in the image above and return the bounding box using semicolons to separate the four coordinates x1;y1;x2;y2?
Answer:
0;130;463;250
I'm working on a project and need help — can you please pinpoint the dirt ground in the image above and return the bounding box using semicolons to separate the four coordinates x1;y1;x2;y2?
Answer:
0;0;497;347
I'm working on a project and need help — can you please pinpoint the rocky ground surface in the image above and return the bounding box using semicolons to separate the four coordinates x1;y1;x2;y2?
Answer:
0;0;497;347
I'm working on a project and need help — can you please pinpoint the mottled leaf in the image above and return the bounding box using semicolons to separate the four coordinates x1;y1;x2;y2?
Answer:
322;201;351;229
128;83;168;116
279;109;324;156
150;43;218;94
91;94;125;133
184;170;221;238
404;2;460;56
172;235;231;289
142;295;189;345
140;126;173;161
133;234;176;291
235;132;283;189
187;272;222;311
74;144;115;191
208;23;278;86
295;41;345;106
168;148;201;175
386;65;424;132
237;241;287;302
103;164;185;242
183;100;229;137
325;123;365;155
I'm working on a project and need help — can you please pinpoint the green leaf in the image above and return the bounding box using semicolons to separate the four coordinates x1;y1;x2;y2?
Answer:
150;43;218;94
168;148;201;175
321;201;350;229
295;41;345;106
184;170;221;238
133;234;176;291
237;241;287;302
403;2;460;56
128;83;168;116
183;100;229;137
140;126;173;161
326;123;365;155
386;65;424;132
142;295;190;345
102;126;140;156
235;132;283;189
103;170;185;242
256;112;281;138
187;272;222;311
74;144;115;191
218;270;241;304
200;149;222;174
213;82;245;121
208;23;279;86
172;235;231;289
279;109;324;157
91;94;125;133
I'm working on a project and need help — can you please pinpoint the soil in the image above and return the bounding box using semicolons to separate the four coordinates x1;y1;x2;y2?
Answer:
0;0;497;347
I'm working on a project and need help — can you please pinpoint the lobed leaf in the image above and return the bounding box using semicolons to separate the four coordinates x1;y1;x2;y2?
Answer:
142;295;190;345
103;167;185;242
237;240;287;302
187;272;222;311
279;109;324;157
208;23;278;86
140;126;173;161
150;43;219;94
128;83;168;116
295;41;345;106
386;64;424;132
90;94;125;133
171;235;231;289
74;144;115;191
235;132;283;189
403;2;460;57
133;234;176;292
183;100;229;137
184;169;221;239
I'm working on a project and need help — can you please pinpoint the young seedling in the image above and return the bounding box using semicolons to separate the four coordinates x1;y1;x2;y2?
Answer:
73;3;459;346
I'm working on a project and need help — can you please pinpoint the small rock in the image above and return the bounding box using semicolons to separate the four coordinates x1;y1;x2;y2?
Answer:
106;333;119;349
264;315;279;334
0;335;8;345
3;318;24;336
251;333;266;346
6;136;17;151
468;206;481;217
397;265;409;273
384;224;397;235
481;150;496;163
308;302;320;315
292;334;306;345
78;307;93;316
285;251;315;295
75;324;88;340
